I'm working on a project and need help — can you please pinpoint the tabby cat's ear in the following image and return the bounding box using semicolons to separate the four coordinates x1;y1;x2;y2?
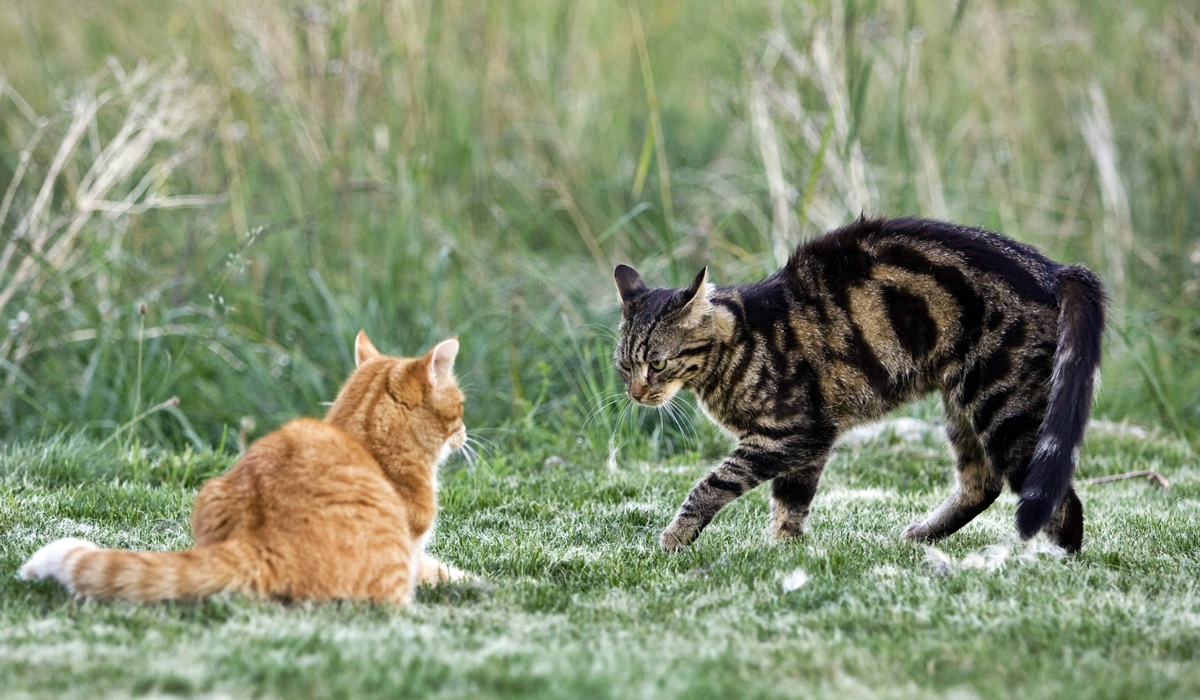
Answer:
681;267;710;309
424;338;459;385
685;267;708;298
614;264;647;306
355;330;382;367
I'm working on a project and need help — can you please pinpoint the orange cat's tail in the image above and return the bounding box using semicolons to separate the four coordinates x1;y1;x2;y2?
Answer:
19;537;262;602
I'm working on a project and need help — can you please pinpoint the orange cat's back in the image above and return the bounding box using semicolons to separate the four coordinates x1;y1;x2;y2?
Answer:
190;418;418;601
21;332;469;604
194;418;401;546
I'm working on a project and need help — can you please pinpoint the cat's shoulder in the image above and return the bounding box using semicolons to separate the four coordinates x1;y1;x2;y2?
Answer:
248;417;368;459
278;416;338;435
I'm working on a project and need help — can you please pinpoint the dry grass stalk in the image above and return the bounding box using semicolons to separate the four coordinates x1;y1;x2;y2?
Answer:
0;61;217;320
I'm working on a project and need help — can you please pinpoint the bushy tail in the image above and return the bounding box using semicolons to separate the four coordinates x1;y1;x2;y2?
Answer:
1015;264;1106;539
20;537;261;602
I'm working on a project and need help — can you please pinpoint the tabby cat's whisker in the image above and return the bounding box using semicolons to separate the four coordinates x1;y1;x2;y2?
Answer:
581;323;621;341
661;399;697;447
584;391;628;428
612;399;634;441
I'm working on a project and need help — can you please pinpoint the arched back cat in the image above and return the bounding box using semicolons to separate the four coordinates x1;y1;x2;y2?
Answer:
613;217;1104;554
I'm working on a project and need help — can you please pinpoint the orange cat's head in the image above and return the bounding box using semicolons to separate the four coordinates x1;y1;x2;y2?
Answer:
324;331;466;467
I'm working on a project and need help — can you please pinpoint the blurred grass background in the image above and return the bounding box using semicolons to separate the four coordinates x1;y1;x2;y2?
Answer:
1;0;1197;452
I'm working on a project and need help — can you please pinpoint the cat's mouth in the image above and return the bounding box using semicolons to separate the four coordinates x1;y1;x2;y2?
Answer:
628;383;681;407
437;426;468;466
628;393;660;407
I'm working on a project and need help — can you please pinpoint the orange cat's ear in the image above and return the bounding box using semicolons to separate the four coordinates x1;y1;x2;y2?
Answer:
355;331;382;367
424;338;459;385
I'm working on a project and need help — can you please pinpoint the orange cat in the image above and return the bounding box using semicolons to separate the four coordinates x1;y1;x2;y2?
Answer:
20;331;471;604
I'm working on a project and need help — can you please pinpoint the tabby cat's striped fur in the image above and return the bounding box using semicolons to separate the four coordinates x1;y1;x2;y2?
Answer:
614;217;1105;553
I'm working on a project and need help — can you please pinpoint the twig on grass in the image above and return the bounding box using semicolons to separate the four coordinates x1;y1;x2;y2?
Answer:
1079;470;1171;489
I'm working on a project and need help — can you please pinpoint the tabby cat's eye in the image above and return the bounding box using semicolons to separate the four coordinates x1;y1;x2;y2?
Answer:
618;360;632;371
649;358;667;371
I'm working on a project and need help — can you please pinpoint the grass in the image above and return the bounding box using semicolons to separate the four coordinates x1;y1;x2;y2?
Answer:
2;0;1199;697
3;424;1198;698
1;0;1198;445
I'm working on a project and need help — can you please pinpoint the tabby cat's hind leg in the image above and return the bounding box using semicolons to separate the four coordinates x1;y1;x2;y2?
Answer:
903;401;1002;543
769;467;824;542
1037;485;1084;553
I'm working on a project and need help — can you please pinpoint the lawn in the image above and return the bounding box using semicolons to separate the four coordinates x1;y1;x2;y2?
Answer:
2;0;1199;697
3;422;1198;699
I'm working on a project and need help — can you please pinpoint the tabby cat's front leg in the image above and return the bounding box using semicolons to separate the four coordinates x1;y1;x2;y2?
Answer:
660;435;831;551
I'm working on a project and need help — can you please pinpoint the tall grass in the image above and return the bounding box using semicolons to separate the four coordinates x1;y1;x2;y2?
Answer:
1;0;1197;449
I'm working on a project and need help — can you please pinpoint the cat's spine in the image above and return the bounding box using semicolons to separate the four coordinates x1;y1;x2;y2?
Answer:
20;537;261;601
1014;264;1106;539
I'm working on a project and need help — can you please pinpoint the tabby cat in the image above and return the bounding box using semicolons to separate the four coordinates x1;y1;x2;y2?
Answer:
613;217;1105;553
21;332;471;603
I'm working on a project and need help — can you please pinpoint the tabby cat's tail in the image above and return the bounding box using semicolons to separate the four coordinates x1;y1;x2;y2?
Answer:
1014;264;1106;540
19;537;261;602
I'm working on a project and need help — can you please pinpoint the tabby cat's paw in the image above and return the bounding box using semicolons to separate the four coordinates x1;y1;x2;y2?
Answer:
659;523;697;552
770;520;805;543
902;521;932;542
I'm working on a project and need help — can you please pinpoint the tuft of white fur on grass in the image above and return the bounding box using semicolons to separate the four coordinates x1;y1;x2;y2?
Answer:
921;545;954;576
1016;538;1068;563
19;538;97;585
604;437;620;472
781;568;809;593
921;540;1065;576
960;545;1012;571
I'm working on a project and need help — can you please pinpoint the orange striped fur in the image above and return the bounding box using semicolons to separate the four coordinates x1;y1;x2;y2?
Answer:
20;331;471;604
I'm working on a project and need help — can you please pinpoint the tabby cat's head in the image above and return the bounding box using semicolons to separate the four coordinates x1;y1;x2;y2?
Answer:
613;264;716;406
325;331;466;465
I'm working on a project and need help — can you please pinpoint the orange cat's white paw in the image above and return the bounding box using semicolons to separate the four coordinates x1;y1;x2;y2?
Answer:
419;556;472;584
20;538;97;583
441;565;471;583
430;562;469;583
